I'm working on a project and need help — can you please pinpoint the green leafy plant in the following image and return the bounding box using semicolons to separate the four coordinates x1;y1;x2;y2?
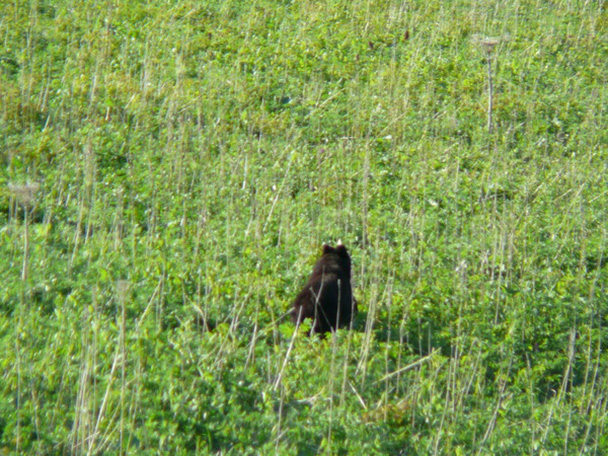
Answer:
0;0;606;454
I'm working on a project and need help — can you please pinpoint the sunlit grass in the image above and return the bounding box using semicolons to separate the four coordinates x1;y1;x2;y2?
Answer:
0;0;606;453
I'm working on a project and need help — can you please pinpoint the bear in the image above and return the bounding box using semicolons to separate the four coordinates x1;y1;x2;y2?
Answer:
291;242;357;335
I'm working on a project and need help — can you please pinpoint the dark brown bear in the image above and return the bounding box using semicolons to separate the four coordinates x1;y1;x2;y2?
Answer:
291;243;357;334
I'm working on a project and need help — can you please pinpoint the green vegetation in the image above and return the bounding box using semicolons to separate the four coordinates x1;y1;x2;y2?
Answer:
1;0;606;453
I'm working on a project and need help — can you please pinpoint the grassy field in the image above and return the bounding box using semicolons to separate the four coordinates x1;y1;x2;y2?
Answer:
1;0;606;454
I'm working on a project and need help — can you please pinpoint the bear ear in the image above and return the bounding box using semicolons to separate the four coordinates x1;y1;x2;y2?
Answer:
323;244;335;254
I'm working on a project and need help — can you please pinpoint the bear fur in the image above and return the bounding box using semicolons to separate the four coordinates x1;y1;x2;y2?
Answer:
291;243;357;334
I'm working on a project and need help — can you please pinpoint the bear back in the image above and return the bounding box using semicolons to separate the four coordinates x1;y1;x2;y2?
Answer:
291;243;357;334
